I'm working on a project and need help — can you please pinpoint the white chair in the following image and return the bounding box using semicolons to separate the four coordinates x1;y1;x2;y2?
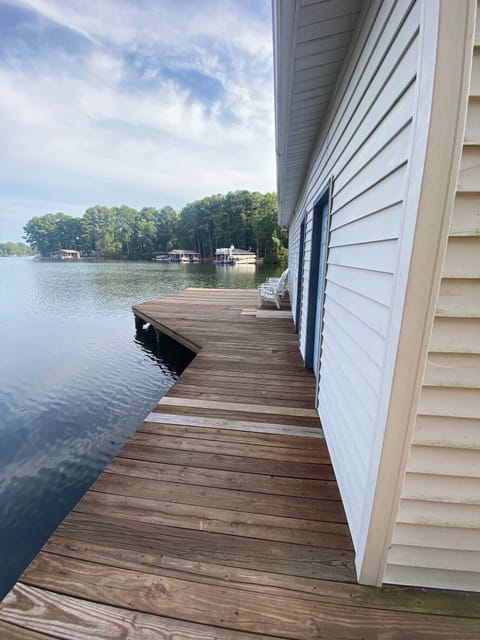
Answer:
258;268;289;309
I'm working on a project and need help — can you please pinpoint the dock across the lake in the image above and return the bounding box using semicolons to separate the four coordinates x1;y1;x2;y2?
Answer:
1;288;479;639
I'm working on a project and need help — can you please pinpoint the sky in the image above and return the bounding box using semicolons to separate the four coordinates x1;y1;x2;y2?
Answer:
0;0;276;242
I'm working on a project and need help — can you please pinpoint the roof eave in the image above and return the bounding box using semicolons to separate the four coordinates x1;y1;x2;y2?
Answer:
273;0;365;228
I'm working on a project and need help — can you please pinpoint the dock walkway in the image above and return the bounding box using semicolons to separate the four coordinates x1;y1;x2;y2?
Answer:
1;288;479;638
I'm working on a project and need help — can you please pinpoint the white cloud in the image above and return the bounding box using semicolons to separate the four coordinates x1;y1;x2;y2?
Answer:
0;0;275;241
14;0;272;60
10;0;99;43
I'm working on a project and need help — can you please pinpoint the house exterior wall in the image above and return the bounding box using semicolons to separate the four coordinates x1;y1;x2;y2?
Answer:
286;0;477;585
384;3;480;592
287;0;426;574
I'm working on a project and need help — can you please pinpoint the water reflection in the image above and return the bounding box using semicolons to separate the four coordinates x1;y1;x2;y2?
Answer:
0;323;193;600
135;325;195;373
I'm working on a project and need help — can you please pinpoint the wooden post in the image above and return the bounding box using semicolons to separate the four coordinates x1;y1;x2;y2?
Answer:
134;315;146;331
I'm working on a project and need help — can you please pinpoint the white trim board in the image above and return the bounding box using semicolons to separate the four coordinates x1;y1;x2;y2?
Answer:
240;310;293;318
146;412;325;438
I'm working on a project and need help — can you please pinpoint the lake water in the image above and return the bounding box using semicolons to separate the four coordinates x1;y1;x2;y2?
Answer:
0;257;282;599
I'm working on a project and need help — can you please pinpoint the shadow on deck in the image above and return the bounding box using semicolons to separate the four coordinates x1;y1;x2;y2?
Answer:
1;289;479;639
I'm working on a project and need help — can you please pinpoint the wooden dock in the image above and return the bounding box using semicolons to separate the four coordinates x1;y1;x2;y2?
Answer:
1;288;479;639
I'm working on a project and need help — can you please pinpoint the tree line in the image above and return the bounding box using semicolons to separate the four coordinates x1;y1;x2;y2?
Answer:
23;191;288;263
0;242;32;257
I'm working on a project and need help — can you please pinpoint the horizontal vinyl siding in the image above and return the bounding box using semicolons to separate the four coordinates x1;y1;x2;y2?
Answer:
299;212;313;357
288;217;301;333
414;415;480;448
429;316;480;352
385;6;480;591
392;523;480;550
423;353;480;388
385;566;480;592
292;0;422;552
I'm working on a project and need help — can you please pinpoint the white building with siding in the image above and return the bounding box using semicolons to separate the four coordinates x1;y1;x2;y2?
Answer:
273;0;480;591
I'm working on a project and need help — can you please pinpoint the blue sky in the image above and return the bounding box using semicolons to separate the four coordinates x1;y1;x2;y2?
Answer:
0;0;275;242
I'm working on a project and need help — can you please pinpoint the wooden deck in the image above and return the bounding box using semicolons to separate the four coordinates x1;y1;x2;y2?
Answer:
1;288;479;639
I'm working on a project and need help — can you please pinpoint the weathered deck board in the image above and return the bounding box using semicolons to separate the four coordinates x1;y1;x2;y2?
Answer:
117;442;337;478
1;288;479;639
13;554;480;640
73;491;348;548
138;420;326;444
1;583;285;640
90;473;346;523
49;515;353;574
127;431;330;462
104;457;340;499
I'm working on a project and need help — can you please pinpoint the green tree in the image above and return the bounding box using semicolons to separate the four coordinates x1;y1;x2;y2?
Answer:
176;191;286;262
24;213;87;257
0;242;32;256
135;207;158;255
250;192;286;261
24;214;60;257
114;205;137;256
53;213;84;252
155;206;179;251
220;191;253;250
178;196;220;257
83;206;122;257
21;191;286;262
97;208;121;256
